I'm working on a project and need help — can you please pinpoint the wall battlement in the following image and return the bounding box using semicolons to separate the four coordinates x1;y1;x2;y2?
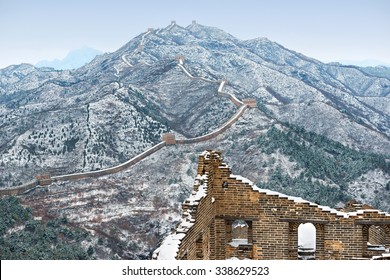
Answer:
153;150;390;260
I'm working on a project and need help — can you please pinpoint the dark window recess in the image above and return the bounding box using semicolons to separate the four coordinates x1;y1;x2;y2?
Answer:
222;181;228;190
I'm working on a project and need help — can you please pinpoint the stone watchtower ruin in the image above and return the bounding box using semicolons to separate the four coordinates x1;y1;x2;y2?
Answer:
153;150;390;260
242;98;257;108
162;133;176;145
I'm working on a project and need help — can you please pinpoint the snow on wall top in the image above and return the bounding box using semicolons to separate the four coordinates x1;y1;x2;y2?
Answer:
152;233;186;260
154;172;209;260
229;174;390;218
154;150;390;260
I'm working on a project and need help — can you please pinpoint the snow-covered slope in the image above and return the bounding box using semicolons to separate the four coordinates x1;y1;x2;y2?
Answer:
1;22;389;259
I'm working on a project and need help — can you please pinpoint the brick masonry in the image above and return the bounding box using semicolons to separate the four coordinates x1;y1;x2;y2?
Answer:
242;99;257;108
162;133;176;145
153;150;390;260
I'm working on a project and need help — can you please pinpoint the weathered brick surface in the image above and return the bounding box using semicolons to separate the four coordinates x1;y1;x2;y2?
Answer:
35;174;52;186
242;99;257;108
154;150;390;260
162;133;176;145
369;225;387;245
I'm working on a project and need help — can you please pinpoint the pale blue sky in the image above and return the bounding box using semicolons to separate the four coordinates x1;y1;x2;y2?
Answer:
0;0;389;68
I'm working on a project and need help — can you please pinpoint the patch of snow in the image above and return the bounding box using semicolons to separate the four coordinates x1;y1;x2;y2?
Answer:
372;253;390;260
155;233;185;260
229;238;249;247
156;172;210;258
232;219;248;228
368;245;386;251
186;181;207;205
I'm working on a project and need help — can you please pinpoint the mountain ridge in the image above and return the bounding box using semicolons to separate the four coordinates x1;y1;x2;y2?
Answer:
1;22;389;259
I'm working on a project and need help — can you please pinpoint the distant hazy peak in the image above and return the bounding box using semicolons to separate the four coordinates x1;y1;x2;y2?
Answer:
332;59;390;68
35;46;103;70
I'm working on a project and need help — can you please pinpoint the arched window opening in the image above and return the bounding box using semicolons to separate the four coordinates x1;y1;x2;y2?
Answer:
229;220;249;247
298;223;316;260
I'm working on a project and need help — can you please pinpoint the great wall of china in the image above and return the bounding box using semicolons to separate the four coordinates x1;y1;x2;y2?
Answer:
153;150;390;260
0;22;256;196
2;21;390;261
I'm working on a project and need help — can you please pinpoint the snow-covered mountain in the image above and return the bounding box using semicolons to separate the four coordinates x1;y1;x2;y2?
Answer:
1;22;389;259
335;59;390;67
35;47;103;70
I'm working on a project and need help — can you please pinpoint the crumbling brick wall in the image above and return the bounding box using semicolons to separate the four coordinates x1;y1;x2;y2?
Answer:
153;150;390;260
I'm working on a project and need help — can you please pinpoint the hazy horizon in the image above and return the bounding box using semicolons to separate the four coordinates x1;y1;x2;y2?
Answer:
1;0;389;69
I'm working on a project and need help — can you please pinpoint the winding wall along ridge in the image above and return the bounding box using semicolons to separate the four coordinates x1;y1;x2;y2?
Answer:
177;62;243;107
121;54;134;67
176;105;248;144
0;23;254;196
52;142;166;182
0;180;39;196
118;29;152;73
217;80;243;107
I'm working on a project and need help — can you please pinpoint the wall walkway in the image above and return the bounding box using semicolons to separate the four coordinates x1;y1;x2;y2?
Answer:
0;23;255;196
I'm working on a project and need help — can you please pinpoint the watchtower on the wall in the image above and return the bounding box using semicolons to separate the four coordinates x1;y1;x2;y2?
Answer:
175;55;185;64
162;133;176;145
243;99;257;108
35;174;52;186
